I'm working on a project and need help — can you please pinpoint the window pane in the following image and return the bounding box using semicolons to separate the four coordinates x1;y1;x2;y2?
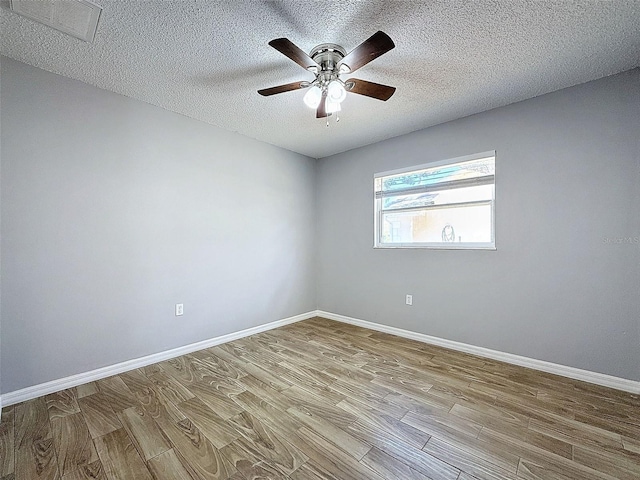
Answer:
378;157;494;193
375;152;495;249
381;204;492;244
382;184;493;211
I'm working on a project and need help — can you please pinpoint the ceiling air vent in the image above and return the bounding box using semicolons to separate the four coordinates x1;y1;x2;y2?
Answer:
10;0;102;43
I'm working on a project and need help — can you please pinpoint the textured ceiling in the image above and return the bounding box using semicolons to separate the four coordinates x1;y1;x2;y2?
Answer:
2;1;639;158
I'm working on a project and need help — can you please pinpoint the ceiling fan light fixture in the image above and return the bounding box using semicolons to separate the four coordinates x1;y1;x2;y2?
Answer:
327;80;347;103
303;85;322;109
326;100;341;114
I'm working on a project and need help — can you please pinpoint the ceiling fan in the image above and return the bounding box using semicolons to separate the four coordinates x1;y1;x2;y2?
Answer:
258;31;396;119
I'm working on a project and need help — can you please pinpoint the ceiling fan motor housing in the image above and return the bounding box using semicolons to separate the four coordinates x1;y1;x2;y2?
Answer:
309;43;347;83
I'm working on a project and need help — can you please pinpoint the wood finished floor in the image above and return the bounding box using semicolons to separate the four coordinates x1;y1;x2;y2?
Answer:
1;317;639;480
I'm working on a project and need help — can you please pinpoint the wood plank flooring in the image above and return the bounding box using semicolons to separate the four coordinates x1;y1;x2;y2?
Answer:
1;317;639;479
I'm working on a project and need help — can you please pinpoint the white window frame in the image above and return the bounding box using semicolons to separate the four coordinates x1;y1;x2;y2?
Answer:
374;151;496;250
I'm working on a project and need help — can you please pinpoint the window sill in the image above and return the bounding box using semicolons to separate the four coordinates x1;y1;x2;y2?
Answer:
374;244;496;250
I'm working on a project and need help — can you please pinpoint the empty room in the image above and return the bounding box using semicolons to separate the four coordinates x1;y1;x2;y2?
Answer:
1;1;639;479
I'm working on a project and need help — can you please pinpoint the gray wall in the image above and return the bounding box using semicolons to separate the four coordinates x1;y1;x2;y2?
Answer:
0;59;3;407
316;69;640;381
0;57;317;393
2;58;638;396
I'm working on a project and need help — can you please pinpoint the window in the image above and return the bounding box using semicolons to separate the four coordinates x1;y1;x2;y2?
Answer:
374;151;495;249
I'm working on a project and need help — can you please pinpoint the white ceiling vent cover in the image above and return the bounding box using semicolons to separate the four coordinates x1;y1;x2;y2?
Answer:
10;0;102;42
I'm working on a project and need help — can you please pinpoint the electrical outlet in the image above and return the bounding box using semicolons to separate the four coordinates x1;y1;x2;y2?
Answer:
175;303;184;316
405;294;413;306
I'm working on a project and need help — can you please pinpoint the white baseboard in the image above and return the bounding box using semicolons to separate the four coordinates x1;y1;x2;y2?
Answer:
0;311;318;407
318;310;640;394
3;309;638;406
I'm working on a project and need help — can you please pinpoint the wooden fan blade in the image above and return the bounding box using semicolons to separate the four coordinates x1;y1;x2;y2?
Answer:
316;92;329;118
339;31;395;73
269;38;319;71
258;81;309;96
346;78;396;101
